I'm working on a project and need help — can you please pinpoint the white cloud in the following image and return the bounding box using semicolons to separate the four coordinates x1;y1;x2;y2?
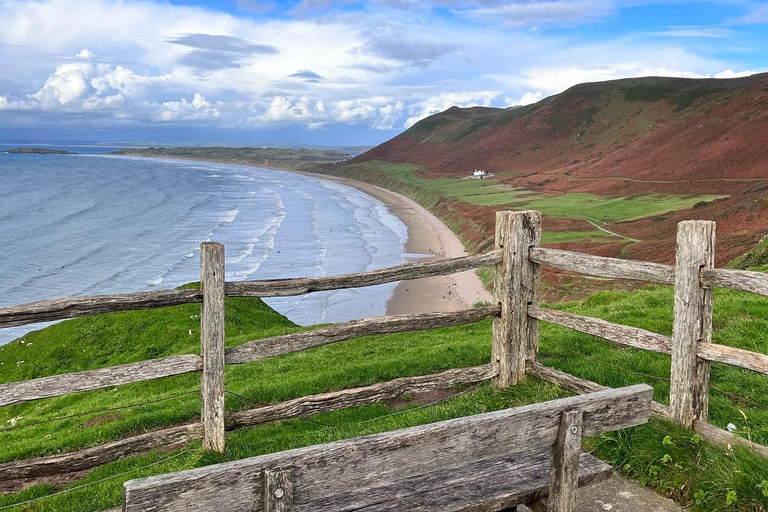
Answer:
457;0;617;27
0;96;6;110
713;69;757;79
404;91;501;128
76;48;96;59
507;91;543;107
158;93;220;121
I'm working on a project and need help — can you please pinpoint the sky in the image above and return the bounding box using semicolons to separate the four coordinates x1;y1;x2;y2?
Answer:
0;0;766;146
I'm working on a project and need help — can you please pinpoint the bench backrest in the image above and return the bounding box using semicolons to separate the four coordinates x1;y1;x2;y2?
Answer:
123;384;652;512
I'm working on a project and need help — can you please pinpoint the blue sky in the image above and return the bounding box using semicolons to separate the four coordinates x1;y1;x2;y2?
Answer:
0;0;766;146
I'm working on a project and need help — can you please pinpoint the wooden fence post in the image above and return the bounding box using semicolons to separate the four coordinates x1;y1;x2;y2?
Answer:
670;221;715;428
200;242;226;453
548;409;583;512
264;469;294;512
492;210;541;388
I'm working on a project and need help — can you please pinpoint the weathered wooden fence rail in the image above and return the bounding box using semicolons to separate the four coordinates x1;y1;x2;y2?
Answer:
1;209;767;481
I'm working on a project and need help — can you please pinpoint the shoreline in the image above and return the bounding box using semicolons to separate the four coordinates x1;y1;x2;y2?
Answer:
110;154;493;314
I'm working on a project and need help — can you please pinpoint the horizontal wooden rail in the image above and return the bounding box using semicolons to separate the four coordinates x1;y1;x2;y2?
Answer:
530;247;675;284
0;355;203;407
226;306;501;365
224;251;502;298
528;306;672;354
697;342;768;375
702;268;768;297
530;307;768;375
525;361;768;459
0;365;496;480
227;363;498;429
0;289;203;329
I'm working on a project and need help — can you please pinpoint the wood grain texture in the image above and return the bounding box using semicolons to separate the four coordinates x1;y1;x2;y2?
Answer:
122;385;652;512
225;306;500;365
225;251;502;298
693;420;768;459
299;451;611;512
0;289;202;328
1;365;496;479
200;243;226;453
528;306;672;354
264;469;293;512
493;211;541;388
671;221;715;428
548;410;583;512
0;423;203;480
0;355;202;407
525;361;672;421
702;268;768;297
227;364;498;429
697;342;768;375
529;247;675;284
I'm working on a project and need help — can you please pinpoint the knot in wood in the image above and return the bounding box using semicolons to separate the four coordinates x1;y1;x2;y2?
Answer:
569;425;579;435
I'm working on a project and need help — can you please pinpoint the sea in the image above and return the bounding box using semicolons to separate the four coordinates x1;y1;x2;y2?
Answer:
0;145;408;344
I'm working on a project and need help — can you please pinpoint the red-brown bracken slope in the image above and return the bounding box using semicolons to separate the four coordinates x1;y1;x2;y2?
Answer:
350;74;768;268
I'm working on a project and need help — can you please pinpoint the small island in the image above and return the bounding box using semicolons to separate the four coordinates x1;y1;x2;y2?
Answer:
2;147;75;155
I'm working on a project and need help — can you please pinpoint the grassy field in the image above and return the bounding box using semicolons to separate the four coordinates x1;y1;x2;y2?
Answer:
1;274;767;511
331;161;726;248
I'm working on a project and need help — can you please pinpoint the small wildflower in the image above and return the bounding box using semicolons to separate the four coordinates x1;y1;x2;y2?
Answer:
726;423;737;432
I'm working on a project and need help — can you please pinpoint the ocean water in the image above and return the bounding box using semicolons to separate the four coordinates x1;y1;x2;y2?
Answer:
0;150;407;344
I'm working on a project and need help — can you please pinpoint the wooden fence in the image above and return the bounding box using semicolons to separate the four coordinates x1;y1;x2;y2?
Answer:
1;210;767;480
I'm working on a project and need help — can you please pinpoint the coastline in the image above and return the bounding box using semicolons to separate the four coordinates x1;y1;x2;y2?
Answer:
306;174;493;314
111;154;493;314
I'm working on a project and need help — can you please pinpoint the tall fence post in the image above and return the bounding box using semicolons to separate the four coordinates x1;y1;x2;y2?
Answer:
200;242;226;453
492;210;541;388
670;221;715;428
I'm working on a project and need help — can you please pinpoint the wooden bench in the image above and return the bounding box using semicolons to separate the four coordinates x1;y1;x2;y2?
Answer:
123;384;653;512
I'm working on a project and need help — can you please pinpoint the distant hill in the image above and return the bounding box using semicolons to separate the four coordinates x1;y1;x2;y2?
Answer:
2;147;74;155
341;74;768;266
112;146;351;170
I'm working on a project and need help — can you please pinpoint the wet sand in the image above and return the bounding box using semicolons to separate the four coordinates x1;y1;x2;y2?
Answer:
302;174;493;314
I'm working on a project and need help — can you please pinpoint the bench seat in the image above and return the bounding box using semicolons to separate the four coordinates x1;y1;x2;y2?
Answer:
306;449;612;512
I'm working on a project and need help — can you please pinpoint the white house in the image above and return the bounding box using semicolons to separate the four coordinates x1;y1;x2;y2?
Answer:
473;169;488;179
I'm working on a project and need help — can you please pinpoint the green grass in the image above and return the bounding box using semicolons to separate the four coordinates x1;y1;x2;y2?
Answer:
339;161;726;224
1;276;768;510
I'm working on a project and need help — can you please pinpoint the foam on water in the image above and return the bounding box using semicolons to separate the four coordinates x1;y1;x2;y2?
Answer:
0;154;406;343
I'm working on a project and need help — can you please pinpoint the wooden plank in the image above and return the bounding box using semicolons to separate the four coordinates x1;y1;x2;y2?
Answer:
493;211;541;388
0;423;203;480
0;289;202;328
1;365;496;479
225;251;502;298
264;469;293;512
548;410;583;512
528;307;672;354
525;361;672;421
697;342;768;375
304;451;611;512
200;243;226;454
529;247;675;284
693;420;768;459
225;306;500;365
702;268;768;297
228;364;498;429
529;307;767;375
122;385;652;512
671;221;715;428
0;355;202;407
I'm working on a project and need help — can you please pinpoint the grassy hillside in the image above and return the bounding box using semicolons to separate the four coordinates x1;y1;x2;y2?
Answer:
336;74;768;268
1;278;767;510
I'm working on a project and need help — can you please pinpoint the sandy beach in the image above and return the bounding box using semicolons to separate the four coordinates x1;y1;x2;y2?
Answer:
300;172;493;315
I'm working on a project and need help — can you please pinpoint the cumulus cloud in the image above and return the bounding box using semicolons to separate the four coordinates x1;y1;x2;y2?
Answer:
507;91;543;106
404;91;501;128
158;93;220;121
76;48;96;59
0;96;7;110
